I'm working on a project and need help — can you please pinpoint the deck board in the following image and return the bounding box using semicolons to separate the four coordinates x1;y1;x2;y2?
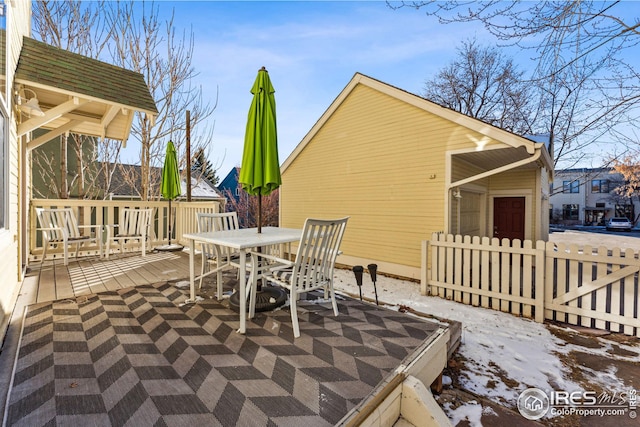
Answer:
36;263;55;302
53;262;74;300
27;250;198;303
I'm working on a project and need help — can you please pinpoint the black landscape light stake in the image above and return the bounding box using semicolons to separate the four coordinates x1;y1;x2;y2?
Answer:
368;264;379;305
352;265;364;301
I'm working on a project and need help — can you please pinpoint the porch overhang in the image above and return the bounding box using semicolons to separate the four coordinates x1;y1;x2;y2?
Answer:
14;36;158;150
449;142;553;189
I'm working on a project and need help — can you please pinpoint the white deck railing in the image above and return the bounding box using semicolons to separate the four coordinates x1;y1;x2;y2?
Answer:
30;199;221;260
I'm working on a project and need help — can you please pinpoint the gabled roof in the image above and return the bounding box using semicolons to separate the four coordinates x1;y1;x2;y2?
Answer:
282;72;552;172
16;36;157;113
12;35;157;149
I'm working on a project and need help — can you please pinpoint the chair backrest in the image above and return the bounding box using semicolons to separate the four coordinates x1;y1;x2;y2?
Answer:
291;217;349;291
36;208;81;241
196;212;239;233
119;208;153;236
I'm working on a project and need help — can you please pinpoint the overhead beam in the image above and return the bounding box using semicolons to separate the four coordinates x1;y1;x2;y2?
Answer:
100;105;120;138
26;119;84;151
449;150;542;189
18;97;90;137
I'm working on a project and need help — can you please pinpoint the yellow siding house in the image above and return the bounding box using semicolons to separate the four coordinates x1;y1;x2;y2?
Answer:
280;73;552;280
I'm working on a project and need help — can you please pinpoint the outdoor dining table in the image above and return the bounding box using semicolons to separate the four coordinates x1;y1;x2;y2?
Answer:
183;226;302;333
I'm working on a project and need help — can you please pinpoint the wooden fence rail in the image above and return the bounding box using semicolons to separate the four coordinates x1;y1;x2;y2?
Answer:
425;233;639;337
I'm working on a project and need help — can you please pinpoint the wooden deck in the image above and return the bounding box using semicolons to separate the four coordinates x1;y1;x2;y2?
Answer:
25;250;194;304
2;251;458;426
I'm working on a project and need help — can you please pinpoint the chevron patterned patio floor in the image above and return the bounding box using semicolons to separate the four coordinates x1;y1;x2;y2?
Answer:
4;281;443;427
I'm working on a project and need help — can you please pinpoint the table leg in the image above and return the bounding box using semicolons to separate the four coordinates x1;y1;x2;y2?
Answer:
188;238;196;303
238;248;247;334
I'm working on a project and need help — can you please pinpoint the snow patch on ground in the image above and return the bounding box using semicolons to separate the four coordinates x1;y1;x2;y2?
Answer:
332;267;636;410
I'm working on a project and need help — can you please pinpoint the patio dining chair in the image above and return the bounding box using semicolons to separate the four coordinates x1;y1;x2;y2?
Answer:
105;208;153;258
36;207;103;266
249;217;349;338
196;211;241;298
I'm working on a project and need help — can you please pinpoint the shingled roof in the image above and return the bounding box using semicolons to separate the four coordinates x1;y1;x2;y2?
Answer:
16;36;157;114
5;34;158;148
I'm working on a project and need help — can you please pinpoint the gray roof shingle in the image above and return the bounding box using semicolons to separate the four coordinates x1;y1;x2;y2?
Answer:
15;36;157;114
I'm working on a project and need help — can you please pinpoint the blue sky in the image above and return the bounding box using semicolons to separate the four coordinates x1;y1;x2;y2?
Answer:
122;0;498;178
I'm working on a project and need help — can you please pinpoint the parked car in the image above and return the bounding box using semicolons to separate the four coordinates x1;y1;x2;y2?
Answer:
606;217;633;231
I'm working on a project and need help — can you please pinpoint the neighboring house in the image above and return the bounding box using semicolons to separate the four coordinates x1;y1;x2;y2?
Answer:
217;166;278;227
94;163;225;202
217;166;241;204
550;168;634;226
0;2;157;342
30;133;98;199
280;73;553;280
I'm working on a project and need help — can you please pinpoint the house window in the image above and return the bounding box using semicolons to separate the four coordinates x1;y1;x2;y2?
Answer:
563;180;579;193
615;204;634;220
562;204;579;220
591;179;609;193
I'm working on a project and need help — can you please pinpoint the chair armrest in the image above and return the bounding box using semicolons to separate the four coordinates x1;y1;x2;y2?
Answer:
249;250;294;273
36;226;66;235
78;224;102;231
249;250;293;265
77;224;103;237
37;226;64;232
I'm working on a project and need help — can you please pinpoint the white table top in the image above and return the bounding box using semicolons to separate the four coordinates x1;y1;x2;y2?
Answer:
183;227;302;250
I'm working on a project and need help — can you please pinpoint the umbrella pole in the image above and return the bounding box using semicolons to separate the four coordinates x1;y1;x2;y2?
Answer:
168;199;172;245
257;194;262;233
156;198;183;252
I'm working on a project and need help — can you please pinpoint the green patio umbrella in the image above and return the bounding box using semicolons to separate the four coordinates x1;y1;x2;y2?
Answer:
239;66;281;233
232;67;286;311
158;140;183;251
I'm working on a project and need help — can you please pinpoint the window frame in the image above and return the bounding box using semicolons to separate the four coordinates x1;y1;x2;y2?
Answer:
591;179;609;193
562;204;580;220
563;180;580;194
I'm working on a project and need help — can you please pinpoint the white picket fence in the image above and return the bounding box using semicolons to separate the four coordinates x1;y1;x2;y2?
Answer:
425;233;640;337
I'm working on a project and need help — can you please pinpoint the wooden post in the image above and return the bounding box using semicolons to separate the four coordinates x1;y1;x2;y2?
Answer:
186;110;192;202
61;132;68;199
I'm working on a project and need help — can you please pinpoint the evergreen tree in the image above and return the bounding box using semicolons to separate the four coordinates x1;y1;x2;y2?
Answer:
192;148;219;186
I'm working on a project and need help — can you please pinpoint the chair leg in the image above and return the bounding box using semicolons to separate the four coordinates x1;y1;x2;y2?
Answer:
42;241;49;263
248;269;257;319
199;253;206;290
329;283;339;316
290;291;300;338
141;235;146;257
216;269;223;300
63;241;69;266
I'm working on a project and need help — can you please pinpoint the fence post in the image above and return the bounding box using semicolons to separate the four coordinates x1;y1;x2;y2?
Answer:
421;240;429;295
535;240;545;323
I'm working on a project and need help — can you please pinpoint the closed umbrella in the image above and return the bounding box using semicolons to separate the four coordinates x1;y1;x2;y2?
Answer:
239;66;281;232
157;140;183;251
232;66;285;312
